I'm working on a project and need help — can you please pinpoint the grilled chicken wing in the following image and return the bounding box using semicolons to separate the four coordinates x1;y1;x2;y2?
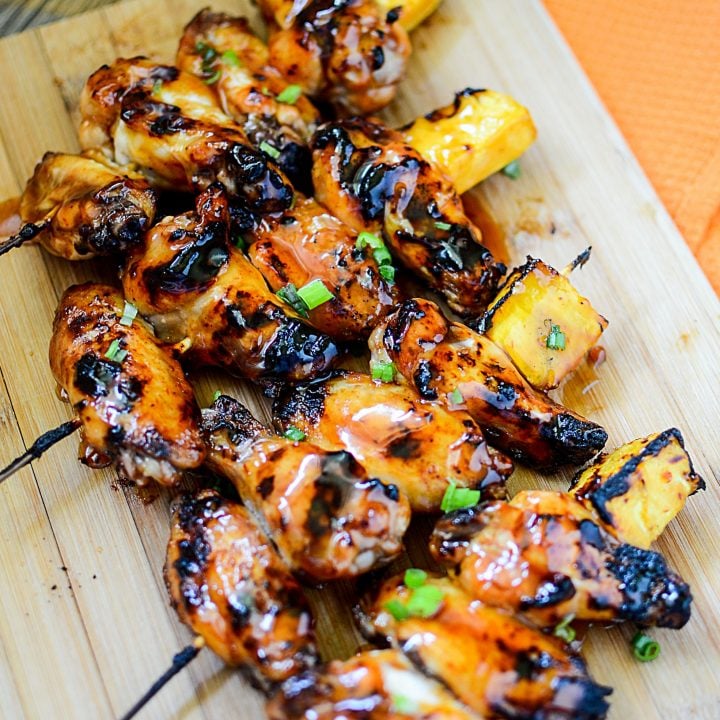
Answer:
311;119;505;315
357;574;611;719
202;394;410;581
267;649;482;720
122;185;338;382
80;58;293;215
165;489;317;689
369;298;607;468
273;370;512;512
430;490;692;630
177;9;320;193
50;283;205;485
257;0;411;116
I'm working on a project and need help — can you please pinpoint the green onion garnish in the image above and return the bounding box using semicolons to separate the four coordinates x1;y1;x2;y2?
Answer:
297;279;334;310
434;220;452;231
553;614;577;643
405;584;444;618
502;160;521;179
276;84;302;104
260;140;281;160
440;480;481;513
370;360;395;383
356;231;384;250
119;301;138;327
391;695;415;714
404;568;427;589
378;264;395;283
356;232;396;284
105;338;127;364
546;324;567;351
448;388;464;405
234;235;246;250
221;50;241;66
631;632;660;662
152;78;163;95
372;245;392;267
384;599;410;621
283;426;306;442
261;85;272;97
276;283;309;318
212;390;222;402
204;69;221;85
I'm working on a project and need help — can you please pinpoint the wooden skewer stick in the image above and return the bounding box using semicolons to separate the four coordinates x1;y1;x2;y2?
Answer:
562;246;592;277
119;637;206;720
0;220;50;257
0;418;81;485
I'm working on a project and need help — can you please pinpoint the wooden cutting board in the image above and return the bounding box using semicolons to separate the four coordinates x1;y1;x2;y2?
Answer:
0;0;717;718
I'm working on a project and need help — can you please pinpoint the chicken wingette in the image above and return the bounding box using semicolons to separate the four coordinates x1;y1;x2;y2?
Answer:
273;370;512;512
50;283;205;486
369;298;607;468
311;119;505;315
165;489;318;690
430;490;692;630
122;185;338;383
357;573;612;719
202;394;410;580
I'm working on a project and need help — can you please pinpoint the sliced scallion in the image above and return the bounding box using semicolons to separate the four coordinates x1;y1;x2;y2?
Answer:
260;140;281;160
440;480;481;513
631;632;660;662
276;84;302;104
283;426;306;442
502;160;521;179
105;338;127;364
221;50;241;67
297;279;334;310
119;301;138;327
276;283;308;318
370;360;396;383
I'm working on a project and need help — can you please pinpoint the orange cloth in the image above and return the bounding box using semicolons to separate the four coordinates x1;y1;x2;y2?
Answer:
544;0;720;294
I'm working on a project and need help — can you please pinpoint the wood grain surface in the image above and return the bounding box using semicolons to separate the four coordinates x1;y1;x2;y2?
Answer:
0;1;718;718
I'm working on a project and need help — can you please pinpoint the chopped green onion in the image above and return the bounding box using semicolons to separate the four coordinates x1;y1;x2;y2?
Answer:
204;69;222;85
546;324;567;351
440;480;481;513
283;426;306;442
276;84;302;104
631;632;660;662
405;584;444;618
234;235;246;250
378;264;395;283
260;140;281;160
434;220;452;231
212;390;222;402
404;568;427;589
502;159;521;179
151;78;163;95
370;360;395;383
297;279;334;310
356;231;384;250
221;50;241;66
384;599;410;621
553;614;577;643
391;695;415;714
448;388;464;405
261;85;272;96
372;245;392;267
105;338;127;364
119;301;138;327
276;283;309;318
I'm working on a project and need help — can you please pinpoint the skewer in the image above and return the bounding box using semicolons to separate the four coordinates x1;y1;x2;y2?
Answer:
0;220;49;257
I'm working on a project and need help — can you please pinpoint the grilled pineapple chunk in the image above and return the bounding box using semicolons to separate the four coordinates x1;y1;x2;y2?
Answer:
374;0;442;31
475;256;608;390
401;88;537;193
571;428;704;548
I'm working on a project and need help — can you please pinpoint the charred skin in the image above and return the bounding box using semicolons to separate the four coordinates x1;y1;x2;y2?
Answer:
202;395;410;581
267;649;482;720
17;151;155;260
122;186;338;382
369;298;607;469
357;575;611;720
79;58;293;215
311;119;505;315
257;0;411;116
248;196;400;341
177;9;319;193
49;283;205;486
165;489;317;690
430;491;692;630
274;371;512;512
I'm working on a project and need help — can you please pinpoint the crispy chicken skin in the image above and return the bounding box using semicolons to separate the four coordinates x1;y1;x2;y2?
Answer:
177;9;319;192
267;649;482;720
431;491;692;630
79;58;293;215
257;0;411;116
248;196;399;341
122;186;338;382
202;395;410;581
311;119;505;315
49;283;205;486
165;489;317;689
369;298;608;469
273;371;512;512
357;574;611;719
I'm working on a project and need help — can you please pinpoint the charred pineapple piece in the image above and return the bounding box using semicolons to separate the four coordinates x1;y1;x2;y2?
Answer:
375;0;442;31
401;88;537;194
571;428;704;549
475;253;608;390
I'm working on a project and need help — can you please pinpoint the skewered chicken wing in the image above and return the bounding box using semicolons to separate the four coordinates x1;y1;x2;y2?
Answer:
202;394;410;581
257;0;411;116
50;283;205;485
357;574;612;719
267;648;482;720
165;489;318;689
311;119;505;315
430;490;692;630
273;370;512;512
369;298;607;468
122;185;338;382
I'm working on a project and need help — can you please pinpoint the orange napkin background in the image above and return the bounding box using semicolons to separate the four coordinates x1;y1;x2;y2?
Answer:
544;0;720;295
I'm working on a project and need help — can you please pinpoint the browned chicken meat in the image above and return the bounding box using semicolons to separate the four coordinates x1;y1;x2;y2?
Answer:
273;370;512;512
357;573;611;719
1;151;155;260
369;298;608;468
202;394;410;581
122;185;338;383
49;283;205;485
79;58;293;215
165;489;318;689
311;118;506;315
430;490;692;630
267;648;482;720
257;0;411;116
